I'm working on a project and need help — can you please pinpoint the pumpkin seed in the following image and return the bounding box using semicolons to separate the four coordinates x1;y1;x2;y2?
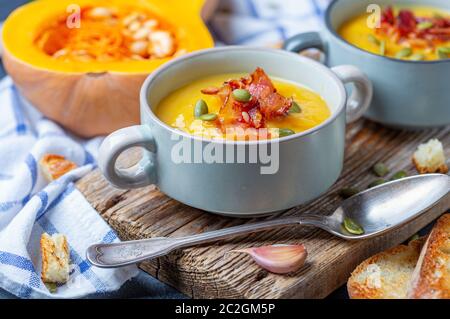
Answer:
408;233;420;243
45;282;57;293
199;113;217;121
368;178;386;188
439;47;450;54
379;41;386;56
368;34;381;46
194;99;208;118
410;53;425;61
232;89;252;102
343;217;365;235
390;170;408;180
395;48;412;59
289;101;302;114
338;187;360;199
417;21;434;30
372;162;389;177
278;128;295;137
438;47;450;60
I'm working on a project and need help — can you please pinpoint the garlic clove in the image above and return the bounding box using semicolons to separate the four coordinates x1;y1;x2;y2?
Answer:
233;244;307;274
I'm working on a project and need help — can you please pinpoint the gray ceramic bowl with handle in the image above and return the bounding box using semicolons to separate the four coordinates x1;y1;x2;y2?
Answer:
98;47;372;217
284;0;450;128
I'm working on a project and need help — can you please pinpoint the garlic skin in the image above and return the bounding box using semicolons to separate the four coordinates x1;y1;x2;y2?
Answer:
233;244;307;274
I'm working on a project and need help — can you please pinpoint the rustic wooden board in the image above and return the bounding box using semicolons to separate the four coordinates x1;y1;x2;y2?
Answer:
76;120;450;298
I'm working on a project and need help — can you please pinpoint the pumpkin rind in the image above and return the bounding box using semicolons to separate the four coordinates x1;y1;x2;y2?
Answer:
2;0;214;137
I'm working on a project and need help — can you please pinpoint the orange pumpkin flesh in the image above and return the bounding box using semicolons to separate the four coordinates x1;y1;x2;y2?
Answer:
2;0;214;137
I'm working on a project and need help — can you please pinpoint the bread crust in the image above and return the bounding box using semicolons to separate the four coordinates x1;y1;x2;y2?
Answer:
412;157;448;174
408;214;450;299
39;154;77;181
347;238;425;299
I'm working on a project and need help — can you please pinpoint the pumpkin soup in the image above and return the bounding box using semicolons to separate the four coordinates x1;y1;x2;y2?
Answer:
155;68;330;140
339;6;450;61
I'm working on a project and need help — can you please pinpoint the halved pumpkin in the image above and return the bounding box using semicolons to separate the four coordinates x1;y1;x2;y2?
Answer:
2;0;214;137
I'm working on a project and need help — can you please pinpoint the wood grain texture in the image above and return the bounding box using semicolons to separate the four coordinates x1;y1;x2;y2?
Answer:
76;120;450;298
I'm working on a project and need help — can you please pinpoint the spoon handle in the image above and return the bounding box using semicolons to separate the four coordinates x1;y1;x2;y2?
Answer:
87;216;309;268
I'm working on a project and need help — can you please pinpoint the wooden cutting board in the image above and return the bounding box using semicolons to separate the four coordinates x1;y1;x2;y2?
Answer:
76;120;450;298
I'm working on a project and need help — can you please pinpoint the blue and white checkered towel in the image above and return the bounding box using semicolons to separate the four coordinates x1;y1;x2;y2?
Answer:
0;0;330;299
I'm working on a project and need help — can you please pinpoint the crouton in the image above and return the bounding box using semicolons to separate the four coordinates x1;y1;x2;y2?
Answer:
41;233;70;284
39;154;77;181
412;139;448;174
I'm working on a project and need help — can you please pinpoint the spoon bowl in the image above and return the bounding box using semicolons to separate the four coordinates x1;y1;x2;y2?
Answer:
87;174;449;268
321;173;450;239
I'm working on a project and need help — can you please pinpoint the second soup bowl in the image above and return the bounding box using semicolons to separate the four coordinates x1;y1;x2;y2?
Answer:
284;0;450;128
98;47;372;216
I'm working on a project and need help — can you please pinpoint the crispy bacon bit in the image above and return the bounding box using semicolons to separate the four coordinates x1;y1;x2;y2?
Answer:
248;68;292;118
381;6;395;25
377;6;450;44
201;86;220;95
397;10;417;36
202;68;290;133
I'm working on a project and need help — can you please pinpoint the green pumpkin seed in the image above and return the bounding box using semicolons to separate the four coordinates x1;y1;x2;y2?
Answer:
368;179;386;188
289;101;302;114
439;47;450;54
417;21;434;30
343;217;365;235
395;48;413;59
438;47;450;60
45;282;57;293
368;34;380;46
199;113;218;121
379;41;386;56
232;89;252;102
390;170;408;180
372;162;389;177
278;128;295;137
338;187;360;199
410;53;425;61
408;233;420;243
194;99;209;118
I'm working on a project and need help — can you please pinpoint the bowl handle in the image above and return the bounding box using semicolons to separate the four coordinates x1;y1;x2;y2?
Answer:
98;125;156;189
331;65;373;123
283;32;326;55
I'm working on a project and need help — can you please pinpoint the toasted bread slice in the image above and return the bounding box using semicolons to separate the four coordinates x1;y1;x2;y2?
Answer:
347;237;425;299
407;214;450;299
412;139;448;174
39;154;77;181
41;233;70;284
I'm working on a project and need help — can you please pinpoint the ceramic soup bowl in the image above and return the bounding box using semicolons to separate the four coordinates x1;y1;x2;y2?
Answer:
284;0;450;128
98;47;372;216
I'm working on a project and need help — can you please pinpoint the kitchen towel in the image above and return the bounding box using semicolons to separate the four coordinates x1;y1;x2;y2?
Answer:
0;0;330;298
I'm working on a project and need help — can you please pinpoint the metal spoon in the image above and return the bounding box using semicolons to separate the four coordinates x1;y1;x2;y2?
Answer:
86;174;449;268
